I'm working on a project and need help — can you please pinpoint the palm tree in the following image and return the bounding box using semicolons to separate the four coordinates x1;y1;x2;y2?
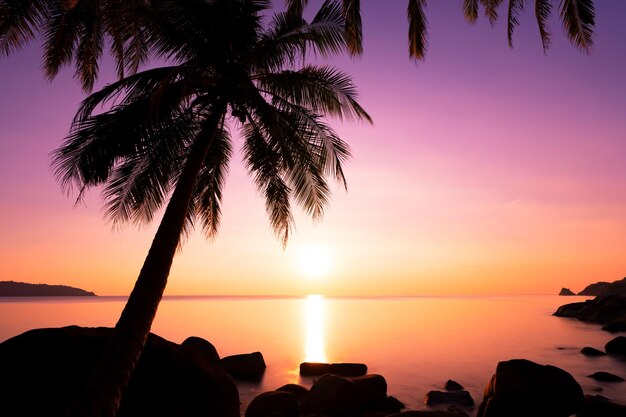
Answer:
47;1;371;416
0;0;151;91
286;0;595;60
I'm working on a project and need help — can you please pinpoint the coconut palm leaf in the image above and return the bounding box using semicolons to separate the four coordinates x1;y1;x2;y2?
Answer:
560;0;594;52
463;0;480;23
535;0;553;51
407;0;428;60
507;0;525;47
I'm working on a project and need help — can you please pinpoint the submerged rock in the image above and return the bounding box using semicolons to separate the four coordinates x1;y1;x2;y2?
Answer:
181;336;221;366
605;336;626;355
245;391;299;417
0;326;239;417
445;379;464;391
275;384;309;405
602;321;626;332
221;351;266;380
476;359;583;417
578;395;626;417
588;372;625;382
299;361;367;377
425;390;474;406
581;347;606;356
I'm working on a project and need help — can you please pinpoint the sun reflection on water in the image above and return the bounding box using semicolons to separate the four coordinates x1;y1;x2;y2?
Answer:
304;294;327;363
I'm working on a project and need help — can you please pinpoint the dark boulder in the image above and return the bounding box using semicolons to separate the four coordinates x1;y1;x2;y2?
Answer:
559;288;575;296
245;391;299;417
588;372;625;382
300;362;367;377
581;347;606;356
602;321;626;332
388;411;468;417
554;301;587;318
301;373;359;417
0;326;239;417
445;379;464;391
605;336;626;355
221;351;266;380
275;384;309;405
476;359;583;417
578;395;626;417
351;374;388;410
181;336;221;366
554;296;626;328
425;390;474;406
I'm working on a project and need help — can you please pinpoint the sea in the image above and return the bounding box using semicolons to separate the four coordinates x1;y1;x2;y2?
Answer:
0;295;624;414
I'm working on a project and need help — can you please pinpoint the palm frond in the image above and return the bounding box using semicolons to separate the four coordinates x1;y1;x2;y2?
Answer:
463;0;479;23
191;125;232;239
342;0;362;56
560;0;594;53
285;0;307;19
242;122;294;247
255;65;371;122
74;1;104;92
0;0;48;56
480;0;504;25
407;0;428;61
42;2;80;81
535;0;552;51
507;0;526;47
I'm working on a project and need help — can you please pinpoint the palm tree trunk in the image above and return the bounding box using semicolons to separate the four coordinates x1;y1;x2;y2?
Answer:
65;105;226;417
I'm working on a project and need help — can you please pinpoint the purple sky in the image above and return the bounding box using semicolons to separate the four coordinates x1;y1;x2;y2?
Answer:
1;1;625;295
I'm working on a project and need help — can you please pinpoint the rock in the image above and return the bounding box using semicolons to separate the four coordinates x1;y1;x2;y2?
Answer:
578;395;626;417
559;287;575;296
301;373;359;417
0;326;239;417
245;391;299;417
275;384;309;405
299;361;367;377
581;347;606;356
476;359;583;417
445;379;464;391
385;396;406;412
181;336;221;366
554;295;626;329
221;351;266;380
588;372;625;382
351;374;388;410
605;336;626;355
388;411;468;417
425;390;474;406
602;321;626;332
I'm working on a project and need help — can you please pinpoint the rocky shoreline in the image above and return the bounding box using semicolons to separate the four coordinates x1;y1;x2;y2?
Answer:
1;324;625;417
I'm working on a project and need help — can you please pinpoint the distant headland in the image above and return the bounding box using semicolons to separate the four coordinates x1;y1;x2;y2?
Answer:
0;281;96;297
559;277;626;297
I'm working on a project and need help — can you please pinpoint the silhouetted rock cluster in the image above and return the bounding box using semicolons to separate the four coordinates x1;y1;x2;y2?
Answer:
0;326;239;417
559;287;575;296
554;295;626;332
578;277;626;296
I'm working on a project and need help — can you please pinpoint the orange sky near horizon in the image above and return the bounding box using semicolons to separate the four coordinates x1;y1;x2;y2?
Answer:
1;2;626;296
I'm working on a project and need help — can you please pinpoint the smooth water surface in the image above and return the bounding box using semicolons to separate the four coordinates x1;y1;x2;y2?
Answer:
1;295;624;413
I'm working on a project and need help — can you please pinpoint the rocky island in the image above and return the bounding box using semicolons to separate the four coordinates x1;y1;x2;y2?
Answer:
0;281;95;297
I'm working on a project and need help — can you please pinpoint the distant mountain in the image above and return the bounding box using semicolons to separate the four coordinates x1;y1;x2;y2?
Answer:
0;281;96;297
578;277;626;296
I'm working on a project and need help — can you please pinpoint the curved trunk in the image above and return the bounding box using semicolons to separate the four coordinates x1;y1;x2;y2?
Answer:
65;106;226;417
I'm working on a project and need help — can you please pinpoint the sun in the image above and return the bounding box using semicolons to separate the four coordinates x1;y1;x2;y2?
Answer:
297;245;332;278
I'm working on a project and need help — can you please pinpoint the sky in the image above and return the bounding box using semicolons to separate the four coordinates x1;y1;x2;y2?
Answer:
1;1;626;296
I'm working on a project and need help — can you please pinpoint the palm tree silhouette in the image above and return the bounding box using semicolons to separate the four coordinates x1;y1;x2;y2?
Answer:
5;0;372;416
286;0;595;60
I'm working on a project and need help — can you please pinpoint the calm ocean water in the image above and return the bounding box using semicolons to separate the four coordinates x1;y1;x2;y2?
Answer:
0;295;624;414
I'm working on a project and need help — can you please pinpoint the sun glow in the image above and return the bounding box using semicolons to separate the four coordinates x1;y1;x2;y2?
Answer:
297;245;333;278
304;294;327;363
